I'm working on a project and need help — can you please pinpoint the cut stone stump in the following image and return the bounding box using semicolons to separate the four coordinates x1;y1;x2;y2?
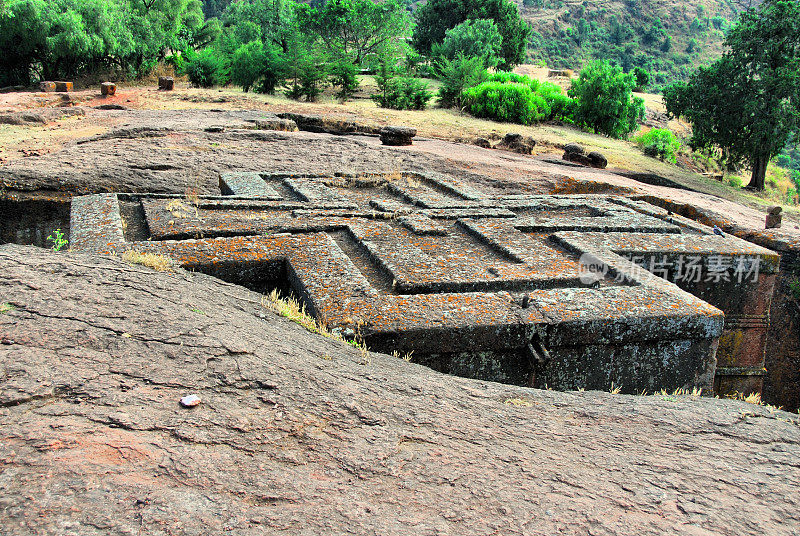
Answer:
158;77;174;91
101;82;116;97
380;126;416;146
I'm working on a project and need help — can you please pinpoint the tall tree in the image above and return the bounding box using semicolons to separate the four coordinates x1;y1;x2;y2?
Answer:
664;0;800;190
412;0;530;70
295;0;411;66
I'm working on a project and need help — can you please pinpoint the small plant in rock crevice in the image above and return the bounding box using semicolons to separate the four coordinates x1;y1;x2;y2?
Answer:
47;229;68;252
0;302;15;314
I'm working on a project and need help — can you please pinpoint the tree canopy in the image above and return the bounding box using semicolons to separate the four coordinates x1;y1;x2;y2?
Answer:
295;0;411;65
0;0;208;85
664;0;800;190
430;18;503;69
412;0;530;70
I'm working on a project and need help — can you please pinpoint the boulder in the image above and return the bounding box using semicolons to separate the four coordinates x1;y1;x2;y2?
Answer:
379;125;416;146
100;82;116;97
564;142;586;155
496;133;535;155
474;137;492;149
562;146;608;169
158;77;174;91
563;151;594;167
588;151;608;169
766;206;783;229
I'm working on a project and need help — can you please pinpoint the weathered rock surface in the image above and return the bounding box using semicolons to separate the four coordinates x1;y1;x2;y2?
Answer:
1;244;798;535
0;107;85;125
278;112;380;135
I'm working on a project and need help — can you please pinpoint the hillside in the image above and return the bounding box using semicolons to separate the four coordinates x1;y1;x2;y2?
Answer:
200;0;750;89
518;0;750;88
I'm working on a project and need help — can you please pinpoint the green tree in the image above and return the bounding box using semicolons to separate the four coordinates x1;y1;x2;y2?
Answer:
230;39;287;93
632;66;649;91
184;46;229;87
663;0;800;190
329;59;360;101
568;60;645;138
435;53;488;108
296;0;411;66
221;0;295;52
412;0;530;70
431;18;502;69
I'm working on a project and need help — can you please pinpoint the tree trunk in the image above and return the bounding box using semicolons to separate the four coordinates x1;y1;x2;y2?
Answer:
748;153;769;190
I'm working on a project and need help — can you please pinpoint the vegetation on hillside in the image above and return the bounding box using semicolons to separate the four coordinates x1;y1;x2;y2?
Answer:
520;0;746;90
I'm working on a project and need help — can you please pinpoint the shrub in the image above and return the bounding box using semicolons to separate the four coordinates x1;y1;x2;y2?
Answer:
184;48;229;88
436;54;488;108
461;82;548;125
635;129;680;163
460;72;574;122
726;175;744;188
373;77;433;110
568;60;645;139
230;41;287;94
486;71;534;85
330;60;360;101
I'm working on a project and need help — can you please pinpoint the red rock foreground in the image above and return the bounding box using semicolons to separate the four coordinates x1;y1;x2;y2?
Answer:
1;244;798;535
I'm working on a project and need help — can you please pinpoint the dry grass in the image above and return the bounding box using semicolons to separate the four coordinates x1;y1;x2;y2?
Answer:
391;349;414;362
261;289;372;363
121;250;174;271
504;397;533;407
165;199;197;219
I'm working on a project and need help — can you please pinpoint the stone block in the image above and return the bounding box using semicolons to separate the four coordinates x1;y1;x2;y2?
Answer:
379;125;416;146
55;81;73;92
39;81;56;92
158;77;174;91
101;82;116;97
766;206;782;229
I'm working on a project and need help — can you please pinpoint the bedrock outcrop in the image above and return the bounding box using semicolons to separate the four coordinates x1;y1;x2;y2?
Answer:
1;244;799;536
